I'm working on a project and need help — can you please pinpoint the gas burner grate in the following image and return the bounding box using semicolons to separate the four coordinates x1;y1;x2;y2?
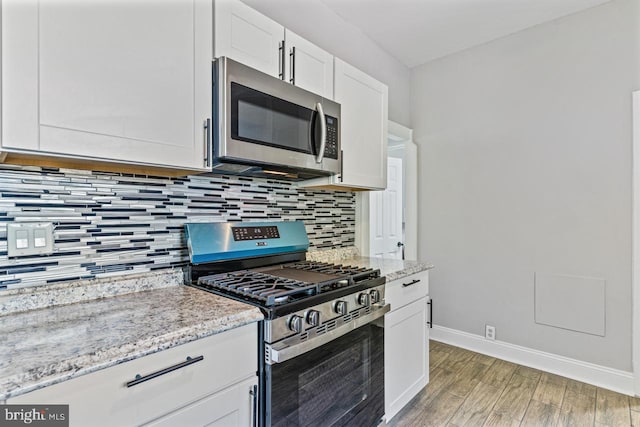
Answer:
198;270;321;306
285;261;379;282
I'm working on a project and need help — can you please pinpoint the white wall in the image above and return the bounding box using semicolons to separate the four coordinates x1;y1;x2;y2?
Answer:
412;0;639;371
240;0;411;127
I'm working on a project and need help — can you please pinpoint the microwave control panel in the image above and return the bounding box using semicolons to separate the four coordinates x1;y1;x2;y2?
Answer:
324;116;339;159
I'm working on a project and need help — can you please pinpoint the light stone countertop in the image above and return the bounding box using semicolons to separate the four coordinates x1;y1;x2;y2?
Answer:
0;273;263;401
0;251;429;401
307;250;434;281
345;257;434;282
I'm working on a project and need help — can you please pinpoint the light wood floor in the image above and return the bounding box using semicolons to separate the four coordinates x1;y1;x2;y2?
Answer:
388;340;638;427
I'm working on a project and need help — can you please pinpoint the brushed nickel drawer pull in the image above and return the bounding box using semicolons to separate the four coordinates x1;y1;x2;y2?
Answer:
402;279;421;287
126;355;204;388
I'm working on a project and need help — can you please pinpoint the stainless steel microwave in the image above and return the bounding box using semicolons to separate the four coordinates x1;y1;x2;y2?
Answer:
212;57;341;180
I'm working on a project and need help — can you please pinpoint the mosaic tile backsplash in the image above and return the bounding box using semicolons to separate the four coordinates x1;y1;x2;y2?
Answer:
0;165;355;290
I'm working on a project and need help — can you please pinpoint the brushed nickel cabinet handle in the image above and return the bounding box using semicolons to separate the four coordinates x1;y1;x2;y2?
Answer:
402;279;421;287
126;355;204;388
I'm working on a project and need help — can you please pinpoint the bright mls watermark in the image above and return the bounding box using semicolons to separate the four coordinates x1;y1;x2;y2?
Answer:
1;405;68;427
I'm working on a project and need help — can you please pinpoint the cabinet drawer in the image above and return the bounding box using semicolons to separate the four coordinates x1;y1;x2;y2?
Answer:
9;323;257;427
385;271;429;311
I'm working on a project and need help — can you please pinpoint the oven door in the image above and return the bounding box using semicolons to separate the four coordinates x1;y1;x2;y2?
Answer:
264;316;385;427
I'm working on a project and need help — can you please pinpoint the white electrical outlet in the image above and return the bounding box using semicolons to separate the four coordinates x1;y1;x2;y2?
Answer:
485;325;496;340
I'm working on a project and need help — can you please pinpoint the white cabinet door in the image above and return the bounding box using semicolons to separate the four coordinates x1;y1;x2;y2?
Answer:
334;59;388;190
301;58;388;190
144;377;257;427
385;297;429;421
1;0;211;171
284;29;333;99
214;0;284;78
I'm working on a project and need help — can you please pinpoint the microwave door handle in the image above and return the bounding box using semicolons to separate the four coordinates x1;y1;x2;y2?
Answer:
315;102;327;163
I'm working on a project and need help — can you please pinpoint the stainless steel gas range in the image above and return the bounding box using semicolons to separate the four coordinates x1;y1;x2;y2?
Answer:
185;221;388;427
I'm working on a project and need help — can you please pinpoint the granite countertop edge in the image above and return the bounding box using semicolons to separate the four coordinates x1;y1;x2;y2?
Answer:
2;309;262;401
0;268;264;401
336;256;434;281
305;250;434;280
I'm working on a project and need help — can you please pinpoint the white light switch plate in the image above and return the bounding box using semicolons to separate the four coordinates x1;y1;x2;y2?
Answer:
7;222;55;257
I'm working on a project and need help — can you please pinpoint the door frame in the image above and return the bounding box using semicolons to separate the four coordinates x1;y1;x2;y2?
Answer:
633;90;640;396
356;120;418;260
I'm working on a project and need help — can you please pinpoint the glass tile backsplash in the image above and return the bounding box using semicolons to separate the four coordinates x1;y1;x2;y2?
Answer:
0;165;355;289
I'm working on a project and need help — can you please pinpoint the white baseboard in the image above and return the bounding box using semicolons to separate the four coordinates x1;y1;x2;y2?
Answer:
430;325;634;396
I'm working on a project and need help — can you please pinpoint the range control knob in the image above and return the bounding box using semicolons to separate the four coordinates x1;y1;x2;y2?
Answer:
306;310;320;327
369;289;381;304
358;293;371;307
334;300;348;315
288;315;303;333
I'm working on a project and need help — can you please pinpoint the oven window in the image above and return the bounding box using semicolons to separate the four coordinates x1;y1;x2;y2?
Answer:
269;322;384;427
231;83;314;154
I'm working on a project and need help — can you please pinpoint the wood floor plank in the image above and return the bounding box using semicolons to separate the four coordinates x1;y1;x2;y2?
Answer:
630;395;640;412
482;411;521;427
439;359;494;400
445;376;480;400
532;372;567;407
411;391;466;426
440;346;475;371
565;378;597;399
595;387;631;426
394;342;633;427
479;358;517;389
387;385;431;427
514;365;543;381
520;399;560;427
472;352;497;366
430;348;449;369
430;340;455;353
448;381;503;426
422;367;458;404
558;390;596;427
491;373;539;421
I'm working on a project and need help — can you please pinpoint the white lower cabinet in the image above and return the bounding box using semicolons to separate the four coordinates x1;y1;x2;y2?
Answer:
384;271;430;422
7;324;257;427
144;376;257;427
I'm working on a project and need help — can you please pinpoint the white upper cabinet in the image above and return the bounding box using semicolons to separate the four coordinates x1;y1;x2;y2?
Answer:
214;0;284;78
214;0;333;99
284;29;334;99
335;59;388;190
299;59;388;190
329;59;388;190
1;0;212;171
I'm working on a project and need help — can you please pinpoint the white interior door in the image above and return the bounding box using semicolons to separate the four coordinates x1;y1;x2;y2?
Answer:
370;157;403;259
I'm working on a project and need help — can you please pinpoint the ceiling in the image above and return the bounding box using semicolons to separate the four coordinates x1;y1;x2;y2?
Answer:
318;0;611;68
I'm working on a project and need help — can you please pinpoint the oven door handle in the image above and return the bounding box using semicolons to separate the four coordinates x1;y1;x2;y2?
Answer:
266;304;390;364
